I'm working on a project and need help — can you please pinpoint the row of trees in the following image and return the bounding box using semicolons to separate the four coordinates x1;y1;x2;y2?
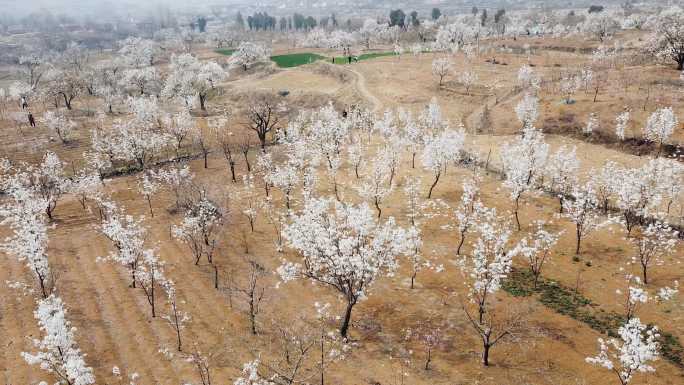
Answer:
1;87;679;384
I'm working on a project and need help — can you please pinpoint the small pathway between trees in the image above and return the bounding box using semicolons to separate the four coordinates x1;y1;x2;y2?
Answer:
343;66;382;113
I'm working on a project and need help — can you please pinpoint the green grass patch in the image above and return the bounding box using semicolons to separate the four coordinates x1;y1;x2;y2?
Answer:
270;53;326;68
661;331;684;368
331;51;398;64
503;268;684;369
215;49;236;56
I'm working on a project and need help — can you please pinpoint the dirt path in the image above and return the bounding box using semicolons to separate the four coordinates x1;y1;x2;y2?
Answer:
465;85;523;133
343;66;382;113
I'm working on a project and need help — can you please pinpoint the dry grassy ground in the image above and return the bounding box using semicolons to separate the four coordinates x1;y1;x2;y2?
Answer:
1;33;683;385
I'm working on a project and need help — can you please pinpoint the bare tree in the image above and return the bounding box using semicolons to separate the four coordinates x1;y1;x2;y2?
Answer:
230;258;267;335
193;126;212;169
239;135;253;172
245;94;281;150
215;130;239;182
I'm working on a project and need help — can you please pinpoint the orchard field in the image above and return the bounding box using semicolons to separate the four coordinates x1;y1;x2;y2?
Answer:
0;3;683;385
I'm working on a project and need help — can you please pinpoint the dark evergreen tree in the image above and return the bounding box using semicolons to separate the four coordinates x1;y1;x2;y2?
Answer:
389;9;406;28
410;11;419;27
431;8;441;20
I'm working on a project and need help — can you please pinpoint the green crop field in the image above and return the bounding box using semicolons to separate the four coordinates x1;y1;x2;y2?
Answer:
215;49;236;56
217;50;399;68
269;53;326;68
331;51;397;64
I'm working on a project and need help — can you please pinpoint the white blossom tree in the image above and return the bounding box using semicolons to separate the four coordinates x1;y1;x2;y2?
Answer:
137;248;166;317
582;12;620;42
357;152;393;218
278;197;410;338
150;164;195;210
546;145;580;213
516;220;561;288
560;73;580;104
514;93;539;130
172;195;222;265
164;109;196;158
643;107;677;156
71;171;101;212
517;64;541;91
234;359;274;385
586;317;659;385
432;57;452;87
630;221;678;285
562;182;606;255
119;66;160;96
22;295;96;385
646;8;684;70
101;112;170;170
138;172;159;217
500;126;548;230
459;69;478;95
229;42;271;71
119;37;161;67
31;151;70;221
43;109;76;144
99;201;147;288
264;161;299;210
421;129;465;198
584;112;599;134
615;110;630;141
616;274;651;321
0;179;52;297
162;54;227;111
161;281;190;352
458;207;522;366
453;177;484;256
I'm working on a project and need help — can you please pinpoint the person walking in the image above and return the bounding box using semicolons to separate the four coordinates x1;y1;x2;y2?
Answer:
28;112;36;127
21;96;28;110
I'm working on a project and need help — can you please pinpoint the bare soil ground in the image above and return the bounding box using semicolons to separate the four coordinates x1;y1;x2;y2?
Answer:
1;33;683;385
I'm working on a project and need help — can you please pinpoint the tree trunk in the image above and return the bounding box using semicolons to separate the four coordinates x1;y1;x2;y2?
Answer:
575;224;582;255
456;230;466;255
147;197;154;217
243;152;251;172
514;195;521;231
482;342;490;366
641;262;649;285
176;322;183;351
424;348;431;370
127;264;136;288
427;171;441;199
229;162;236;182
339;300;355;338
62;94;72;110
150;286;156;317
199;94;207;111
36;268;48;299
374;198;381;219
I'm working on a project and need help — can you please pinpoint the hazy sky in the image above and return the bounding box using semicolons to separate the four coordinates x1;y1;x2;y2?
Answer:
0;0;240;17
